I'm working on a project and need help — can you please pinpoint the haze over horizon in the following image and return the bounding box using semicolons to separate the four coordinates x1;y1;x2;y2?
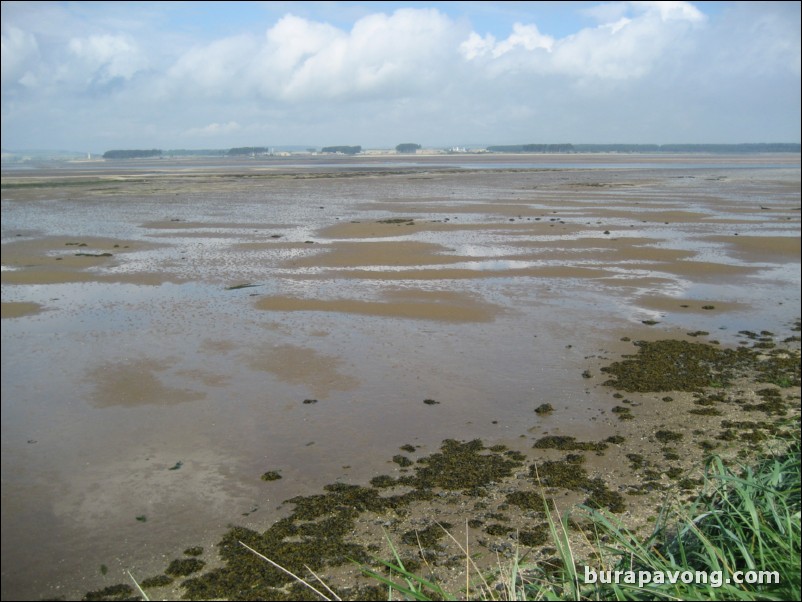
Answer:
2;1;800;153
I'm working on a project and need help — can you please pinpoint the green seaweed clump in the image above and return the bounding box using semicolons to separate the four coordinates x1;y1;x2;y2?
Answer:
743;387;789;415
402;522;451;548
600;339;755;392
611;406;634;420
183;513;371;600
532;436;608;452
165;558;206;577
81;584;133;601
261;471;282;481
626;453;647;470
392;454;413;467
485;524;511;536
289;483;387;520
534;403;555;415
370;474;397;488
663;449;681;461
408;439;523;491
583;479;626;513
140;574;173;588
519;525;549;547
225;283;260;290
378;218;415;224
531;456;589;489
505;449;527;462
655;430;683;444
505;490;551;511
689;407;723;416
530;455;626;513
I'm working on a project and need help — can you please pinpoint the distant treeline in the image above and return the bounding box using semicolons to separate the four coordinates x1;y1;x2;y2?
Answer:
487;143;801;154
321;145;362;155
487;144;574;153
102;149;162;159
164;149;227;156
101;142;800;159
396;143;421;153
575;143;801;153
228;147;270;156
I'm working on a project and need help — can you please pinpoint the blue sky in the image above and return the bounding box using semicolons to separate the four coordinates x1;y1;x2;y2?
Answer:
2;1;799;152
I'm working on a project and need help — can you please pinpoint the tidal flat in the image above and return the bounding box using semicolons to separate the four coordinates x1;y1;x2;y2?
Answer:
1;154;800;600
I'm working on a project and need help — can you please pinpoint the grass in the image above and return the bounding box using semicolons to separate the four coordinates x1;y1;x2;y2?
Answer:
520;439;800;601
243;438;800;601
524;439;801;601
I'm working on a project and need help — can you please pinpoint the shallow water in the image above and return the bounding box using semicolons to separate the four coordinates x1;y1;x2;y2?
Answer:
1;155;800;599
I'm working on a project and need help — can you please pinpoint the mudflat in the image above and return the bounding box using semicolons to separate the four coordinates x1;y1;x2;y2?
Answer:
1;154;799;600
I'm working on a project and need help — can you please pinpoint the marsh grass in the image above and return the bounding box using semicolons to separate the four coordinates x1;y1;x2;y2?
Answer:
243;440;800;601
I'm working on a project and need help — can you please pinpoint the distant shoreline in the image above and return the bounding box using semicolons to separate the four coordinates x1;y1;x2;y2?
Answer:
3;143;801;164
3;151;800;180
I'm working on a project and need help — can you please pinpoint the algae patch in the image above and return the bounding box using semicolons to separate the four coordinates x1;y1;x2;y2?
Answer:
168;439;523;600
532;436;608;452
600;339;800;392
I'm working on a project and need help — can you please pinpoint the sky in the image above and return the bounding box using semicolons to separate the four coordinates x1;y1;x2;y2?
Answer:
1;1;800;152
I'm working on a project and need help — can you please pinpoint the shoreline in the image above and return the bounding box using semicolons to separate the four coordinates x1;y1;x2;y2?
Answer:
3;151;800;180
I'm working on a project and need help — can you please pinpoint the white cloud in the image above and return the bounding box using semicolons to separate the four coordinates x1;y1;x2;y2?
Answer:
67;34;146;82
1;25;40;88
630;1;705;23
580;2;631;25
263;14;342;73
166;8;462;102
459;32;495;60
0;2;798;149
582;1;704;24
491;23;555;57
169;34;259;93
461;1;706;80
186;121;242;137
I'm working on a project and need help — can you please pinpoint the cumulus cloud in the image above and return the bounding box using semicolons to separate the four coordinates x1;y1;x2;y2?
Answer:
461;1;706;80
1;25;40;88
630;1;705;23
1;2;798;149
167;8;462;102
67;34;146;83
460;23;554;60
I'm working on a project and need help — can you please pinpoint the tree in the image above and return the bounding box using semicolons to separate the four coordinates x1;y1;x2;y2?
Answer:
228;147;269;156
321;145;361;155
395;143;421;154
102;149;162;159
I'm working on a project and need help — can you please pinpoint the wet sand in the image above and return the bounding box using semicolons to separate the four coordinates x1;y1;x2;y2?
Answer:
1;154;800;600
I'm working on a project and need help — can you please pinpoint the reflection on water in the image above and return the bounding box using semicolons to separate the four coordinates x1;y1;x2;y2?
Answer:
1;156;799;600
